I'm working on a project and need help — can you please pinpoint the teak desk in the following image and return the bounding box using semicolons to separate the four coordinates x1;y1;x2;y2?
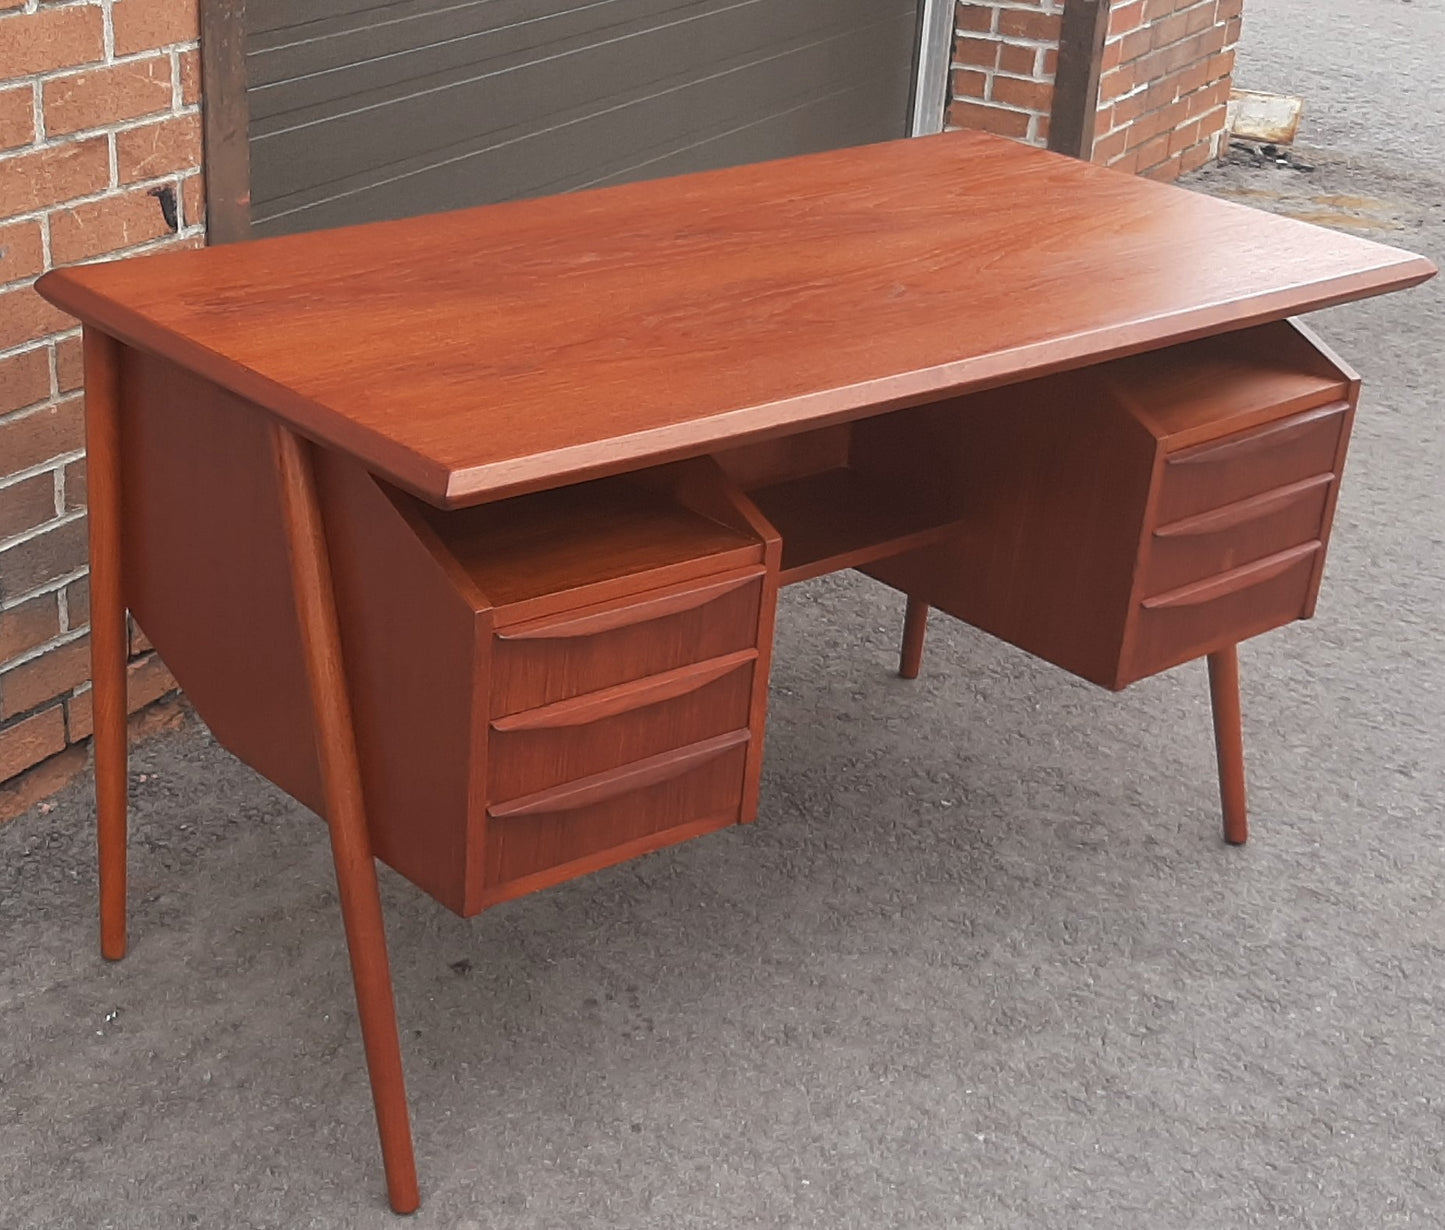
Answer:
37;131;1435;1212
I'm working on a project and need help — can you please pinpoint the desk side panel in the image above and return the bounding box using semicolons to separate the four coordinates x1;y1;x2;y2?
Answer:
119;351;324;811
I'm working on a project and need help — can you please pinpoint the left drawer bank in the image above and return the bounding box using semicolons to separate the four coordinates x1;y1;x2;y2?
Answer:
116;349;780;916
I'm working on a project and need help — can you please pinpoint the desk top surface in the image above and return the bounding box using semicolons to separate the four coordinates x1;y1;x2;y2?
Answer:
39;131;1434;507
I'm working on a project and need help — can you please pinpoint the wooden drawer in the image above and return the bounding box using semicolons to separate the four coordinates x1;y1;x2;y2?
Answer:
1142;474;1333;597
484;732;751;890
1155;403;1346;523
1128;541;1320;680
490;570;764;717
488;652;755;803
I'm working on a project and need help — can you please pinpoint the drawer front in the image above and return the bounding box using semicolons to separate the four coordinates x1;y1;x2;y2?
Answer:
488;654;755;804
491;570;764;717
1156;403;1346;523
485;733;750;889
1127;541;1320;682
1143;474;1333;597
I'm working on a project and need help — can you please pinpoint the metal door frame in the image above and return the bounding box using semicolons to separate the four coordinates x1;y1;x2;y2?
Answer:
202;0;965;243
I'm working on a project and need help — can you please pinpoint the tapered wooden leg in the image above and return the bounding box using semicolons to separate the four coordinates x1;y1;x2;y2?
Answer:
1207;645;1248;845
83;329;129;961
273;426;420;1214
899;595;928;680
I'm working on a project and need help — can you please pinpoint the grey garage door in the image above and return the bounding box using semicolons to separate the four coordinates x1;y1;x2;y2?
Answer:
245;0;924;237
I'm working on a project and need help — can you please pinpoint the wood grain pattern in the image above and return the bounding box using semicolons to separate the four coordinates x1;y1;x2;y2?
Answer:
490;570;765;717
271;426;418;1215
1143;474;1334;597
482;740;750;895
118;351;322;813
1155;404;1347;523
35;131;1434;508
899;595;928;680
82;329;128;961
487;658;754;803
1209;645;1249;845
315;453;490;916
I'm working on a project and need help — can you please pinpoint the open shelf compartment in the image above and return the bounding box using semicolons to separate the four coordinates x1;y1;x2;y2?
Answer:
713;412;967;586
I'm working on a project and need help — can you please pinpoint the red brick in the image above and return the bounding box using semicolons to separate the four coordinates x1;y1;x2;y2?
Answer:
0;703;66;780
998;42;1038;77
952;68;989;100
1099;65;1136;103
0;472;56;542
1188;77;1231;117
955;36;999;69
0;4;105;78
115;113;202;184
1143;153;1184;182
179;48;201;105
0;395;84;475
180;170;204;229
1109;91;1149;128
1225;15;1241;44
955;4;995;34
65;651;177;741
0;511;86;603
1168;117;1203;156
0;347;51;416
1144;0;1177;18
0;631;87;718
0;83;34;152
112;0;200;56
1116;26;1152;64
1091;126;1130;166
54;332;83;392
63;458;84;510
1109;0;1146;35
1217;0;1243;17
1181;137;1216;174
991;75;1052;113
1206;50;1236;81
997;9;1061;42
1130;132;1172;174
1194;102;1229;140
42;55;173;137
0;136;109;215
0;217;44;284
1171;59;1213;100
64;575;88;628
949;100;1032;140
49;184;174;264
1186;2;1219;35
0;592;59;664
1151;10;1192;49
129;614;151;654
0;282;74;353
1042;46;1058;76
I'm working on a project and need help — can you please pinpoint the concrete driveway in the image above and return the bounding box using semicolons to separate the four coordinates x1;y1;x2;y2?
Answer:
2;1;1442;1226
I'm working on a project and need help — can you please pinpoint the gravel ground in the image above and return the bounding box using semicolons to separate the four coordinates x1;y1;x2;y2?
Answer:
2;3;1443;1226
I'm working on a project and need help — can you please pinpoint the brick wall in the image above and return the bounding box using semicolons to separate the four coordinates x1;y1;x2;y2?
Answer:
1092;0;1240;179
946;0;1239;182
0;0;204;790
949;1;1063;145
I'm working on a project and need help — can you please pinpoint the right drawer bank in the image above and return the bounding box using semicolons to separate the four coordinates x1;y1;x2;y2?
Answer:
865;318;1360;690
